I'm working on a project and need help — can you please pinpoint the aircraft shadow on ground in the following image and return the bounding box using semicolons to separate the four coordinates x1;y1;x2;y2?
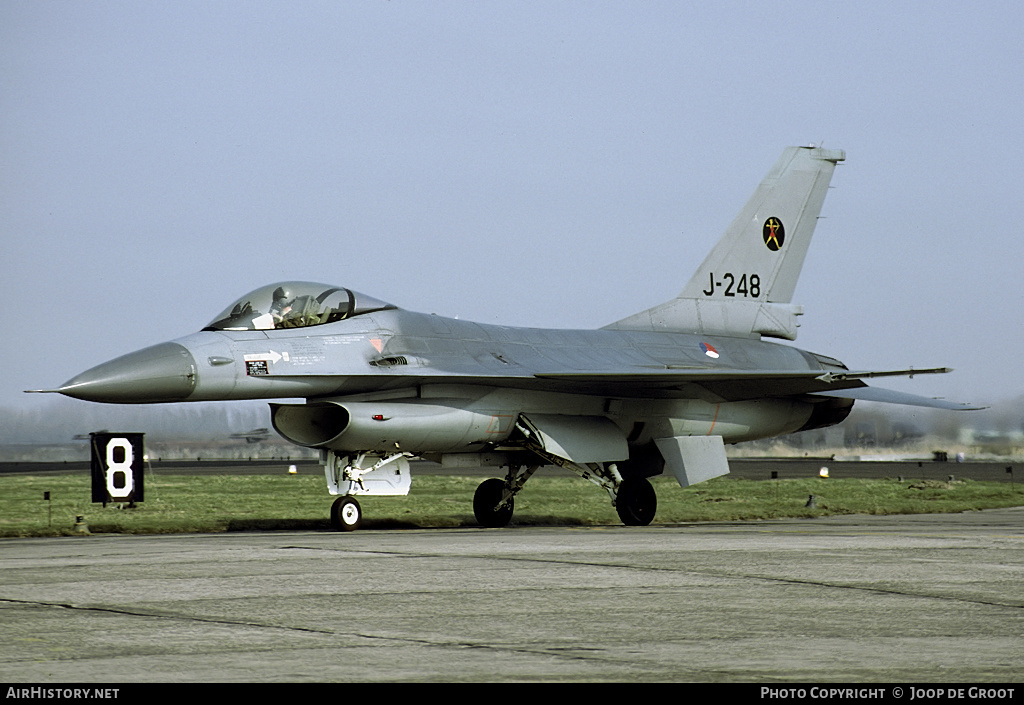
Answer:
222;515;603;532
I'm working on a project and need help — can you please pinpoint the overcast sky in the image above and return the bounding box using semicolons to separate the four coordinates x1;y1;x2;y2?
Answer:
3;1;1021;431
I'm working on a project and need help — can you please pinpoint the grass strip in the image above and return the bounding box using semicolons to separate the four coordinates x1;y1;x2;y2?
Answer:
1;473;1021;537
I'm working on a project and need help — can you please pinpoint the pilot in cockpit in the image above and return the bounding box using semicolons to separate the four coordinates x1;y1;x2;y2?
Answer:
269;287;295;326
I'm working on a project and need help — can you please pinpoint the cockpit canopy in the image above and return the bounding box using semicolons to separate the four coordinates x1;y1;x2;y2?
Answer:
204;282;396;331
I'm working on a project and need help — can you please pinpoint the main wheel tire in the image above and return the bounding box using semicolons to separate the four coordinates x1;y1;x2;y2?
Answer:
330;495;362;532
616;477;657;526
473;478;514;528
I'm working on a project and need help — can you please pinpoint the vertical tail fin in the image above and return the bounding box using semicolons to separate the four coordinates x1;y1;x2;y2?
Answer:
606;146;844;340
679;145;845;304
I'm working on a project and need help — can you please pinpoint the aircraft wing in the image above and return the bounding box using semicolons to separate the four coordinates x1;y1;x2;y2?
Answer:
534;368;848;400
262;364;981;410
532;366;982;408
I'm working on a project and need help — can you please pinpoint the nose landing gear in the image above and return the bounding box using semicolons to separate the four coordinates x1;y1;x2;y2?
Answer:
330;495;362;532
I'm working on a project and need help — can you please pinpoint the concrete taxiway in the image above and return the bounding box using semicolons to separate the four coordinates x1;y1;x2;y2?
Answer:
1;509;1021;683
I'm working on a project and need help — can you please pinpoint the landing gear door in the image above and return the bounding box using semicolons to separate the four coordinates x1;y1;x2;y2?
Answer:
323;451;412;496
654;435;731;488
518;414;628;464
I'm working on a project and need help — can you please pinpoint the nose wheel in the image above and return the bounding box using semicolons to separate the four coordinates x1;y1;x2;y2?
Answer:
330;495;362;531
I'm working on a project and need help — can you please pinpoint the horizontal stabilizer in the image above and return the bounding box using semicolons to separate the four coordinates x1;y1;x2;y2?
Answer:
810;387;986;410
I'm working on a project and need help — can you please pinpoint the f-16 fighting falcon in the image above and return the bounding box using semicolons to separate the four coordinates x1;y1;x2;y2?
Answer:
34;146;982;530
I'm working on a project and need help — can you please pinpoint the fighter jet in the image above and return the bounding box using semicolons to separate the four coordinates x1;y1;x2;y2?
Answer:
230;428;272;444
34;146;981;530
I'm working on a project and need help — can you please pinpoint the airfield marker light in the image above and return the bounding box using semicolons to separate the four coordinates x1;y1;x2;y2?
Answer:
288;465;297;474
819;466;829;478
74;515;90;535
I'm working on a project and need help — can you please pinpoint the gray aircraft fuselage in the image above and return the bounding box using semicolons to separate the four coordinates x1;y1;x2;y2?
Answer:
57;305;851;454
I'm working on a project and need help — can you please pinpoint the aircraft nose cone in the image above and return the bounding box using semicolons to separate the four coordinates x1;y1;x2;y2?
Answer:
58;342;198;403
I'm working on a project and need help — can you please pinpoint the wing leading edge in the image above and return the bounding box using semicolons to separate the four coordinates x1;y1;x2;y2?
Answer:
534;366;984;409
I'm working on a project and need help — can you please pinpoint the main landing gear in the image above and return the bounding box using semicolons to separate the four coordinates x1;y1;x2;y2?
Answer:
615;477;658;526
472;478;514;528
471;463;658;528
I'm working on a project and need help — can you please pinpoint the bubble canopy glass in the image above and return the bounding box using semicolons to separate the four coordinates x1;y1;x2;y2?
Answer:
204;282;396;331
